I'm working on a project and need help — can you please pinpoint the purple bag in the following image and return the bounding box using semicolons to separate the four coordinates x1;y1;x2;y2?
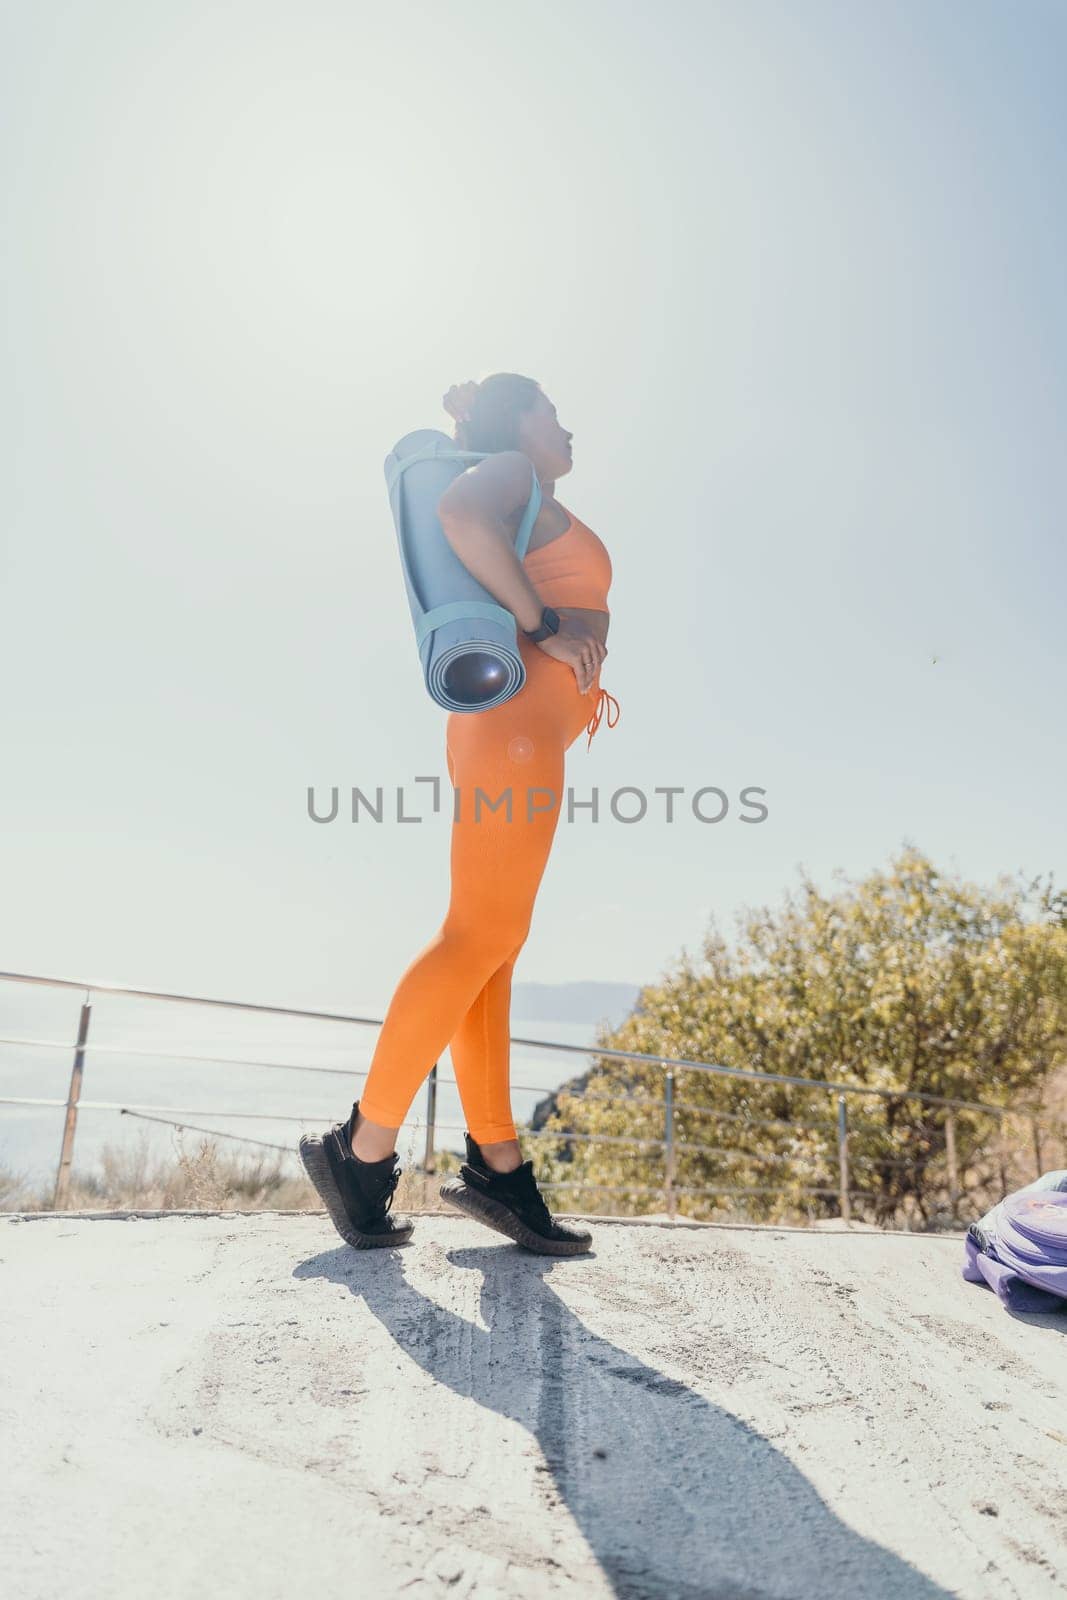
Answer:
962;1170;1067;1313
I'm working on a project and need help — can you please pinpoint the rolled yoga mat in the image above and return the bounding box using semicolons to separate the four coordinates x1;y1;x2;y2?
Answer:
384;429;542;712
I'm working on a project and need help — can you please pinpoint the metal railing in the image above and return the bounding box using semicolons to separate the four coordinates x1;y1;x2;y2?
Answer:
0;969;1059;1220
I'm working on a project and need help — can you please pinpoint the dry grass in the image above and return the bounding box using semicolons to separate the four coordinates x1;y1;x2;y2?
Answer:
1;1125;462;1214
15;1118;1038;1226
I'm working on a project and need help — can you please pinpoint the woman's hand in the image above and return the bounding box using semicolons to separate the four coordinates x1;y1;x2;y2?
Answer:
534;616;607;694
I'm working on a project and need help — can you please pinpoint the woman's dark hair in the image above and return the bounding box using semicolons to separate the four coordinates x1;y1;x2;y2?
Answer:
446;372;542;454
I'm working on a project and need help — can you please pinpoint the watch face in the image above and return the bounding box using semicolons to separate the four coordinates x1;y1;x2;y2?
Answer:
525;606;556;639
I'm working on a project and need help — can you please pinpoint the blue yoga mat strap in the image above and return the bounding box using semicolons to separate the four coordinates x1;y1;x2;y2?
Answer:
385;442;484;496
513;460;541;562
414;599;515;649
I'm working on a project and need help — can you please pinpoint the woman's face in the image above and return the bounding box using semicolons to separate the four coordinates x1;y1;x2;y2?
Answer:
517;390;573;482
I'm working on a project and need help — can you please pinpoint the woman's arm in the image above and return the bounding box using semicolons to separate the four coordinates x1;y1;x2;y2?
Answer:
437;451;545;633
437;451;607;693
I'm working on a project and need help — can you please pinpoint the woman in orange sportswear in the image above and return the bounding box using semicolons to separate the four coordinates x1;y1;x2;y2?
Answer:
299;374;619;1254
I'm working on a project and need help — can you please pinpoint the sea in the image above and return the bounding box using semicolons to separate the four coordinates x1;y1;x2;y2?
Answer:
0;980;608;1190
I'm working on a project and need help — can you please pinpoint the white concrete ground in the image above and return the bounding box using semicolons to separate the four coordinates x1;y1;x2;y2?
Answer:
2;1211;1065;1600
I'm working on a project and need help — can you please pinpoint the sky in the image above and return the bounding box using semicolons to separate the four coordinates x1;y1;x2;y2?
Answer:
2;0;1065;1022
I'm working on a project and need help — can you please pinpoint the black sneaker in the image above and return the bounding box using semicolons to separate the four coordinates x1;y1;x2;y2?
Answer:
299;1100;414;1249
439;1132;592;1256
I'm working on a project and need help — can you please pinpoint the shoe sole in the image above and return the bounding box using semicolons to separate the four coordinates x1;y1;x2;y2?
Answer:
299;1134;414;1249
438;1176;592;1256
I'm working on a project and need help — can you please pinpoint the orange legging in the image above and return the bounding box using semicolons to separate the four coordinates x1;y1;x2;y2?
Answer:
359;635;618;1144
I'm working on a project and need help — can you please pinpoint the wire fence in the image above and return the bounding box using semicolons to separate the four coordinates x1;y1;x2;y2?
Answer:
1;968;1062;1224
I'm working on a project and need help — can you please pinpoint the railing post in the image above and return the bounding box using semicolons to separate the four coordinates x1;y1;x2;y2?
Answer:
53;998;92;1210
664;1067;676;1220
945;1112;959;1214
423;1060;438;1174
836;1093;851;1223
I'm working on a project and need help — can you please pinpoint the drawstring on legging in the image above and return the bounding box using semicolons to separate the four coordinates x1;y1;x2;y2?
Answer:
586;687;620;751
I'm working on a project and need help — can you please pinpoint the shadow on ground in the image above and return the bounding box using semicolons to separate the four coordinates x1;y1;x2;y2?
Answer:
295;1240;955;1600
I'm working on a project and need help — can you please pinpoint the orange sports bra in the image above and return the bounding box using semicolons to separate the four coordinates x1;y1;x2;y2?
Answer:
521;507;612;614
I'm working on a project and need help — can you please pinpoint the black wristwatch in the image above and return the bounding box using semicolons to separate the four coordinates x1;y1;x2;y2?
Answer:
523;605;561;644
